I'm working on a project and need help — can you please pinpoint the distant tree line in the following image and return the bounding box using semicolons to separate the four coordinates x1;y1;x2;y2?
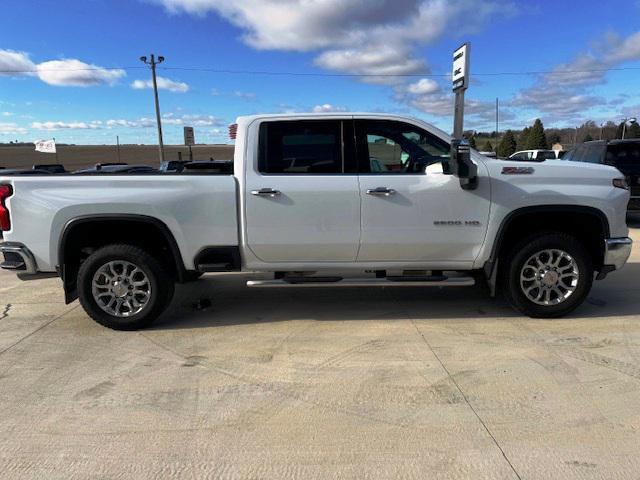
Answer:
465;118;640;158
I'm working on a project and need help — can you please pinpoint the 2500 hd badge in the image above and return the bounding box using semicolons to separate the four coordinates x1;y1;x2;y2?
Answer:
434;220;482;226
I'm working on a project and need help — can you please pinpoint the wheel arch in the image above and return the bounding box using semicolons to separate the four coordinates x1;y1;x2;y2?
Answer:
58;214;189;304
484;205;610;294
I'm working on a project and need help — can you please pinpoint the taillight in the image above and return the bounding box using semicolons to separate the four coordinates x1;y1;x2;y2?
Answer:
0;184;12;231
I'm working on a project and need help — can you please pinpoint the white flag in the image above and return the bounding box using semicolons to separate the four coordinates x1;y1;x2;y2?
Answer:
34;139;56;154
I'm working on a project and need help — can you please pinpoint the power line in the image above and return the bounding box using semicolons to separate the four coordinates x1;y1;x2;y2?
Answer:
0;66;146;73
2;65;640;77
159;65;640;77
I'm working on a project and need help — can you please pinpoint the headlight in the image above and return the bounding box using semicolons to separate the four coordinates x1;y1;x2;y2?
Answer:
613;178;629;190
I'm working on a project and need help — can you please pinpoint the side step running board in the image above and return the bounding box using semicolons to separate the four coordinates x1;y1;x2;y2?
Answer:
247;276;475;288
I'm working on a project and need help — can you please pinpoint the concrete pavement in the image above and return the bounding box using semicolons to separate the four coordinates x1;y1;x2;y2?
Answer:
1;217;639;479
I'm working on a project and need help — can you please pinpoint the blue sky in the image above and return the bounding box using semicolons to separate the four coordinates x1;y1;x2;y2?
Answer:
1;0;639;145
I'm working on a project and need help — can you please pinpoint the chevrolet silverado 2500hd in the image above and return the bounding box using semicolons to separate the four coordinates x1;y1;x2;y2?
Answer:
0;113;633;329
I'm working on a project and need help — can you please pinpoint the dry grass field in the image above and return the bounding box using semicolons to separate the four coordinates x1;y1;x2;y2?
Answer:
0;144;235;171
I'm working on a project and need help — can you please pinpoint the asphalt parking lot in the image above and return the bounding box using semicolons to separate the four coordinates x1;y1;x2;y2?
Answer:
1;217;640;479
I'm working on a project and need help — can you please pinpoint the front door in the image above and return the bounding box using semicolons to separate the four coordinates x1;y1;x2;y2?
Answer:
245;119;361;263
355;119;491;264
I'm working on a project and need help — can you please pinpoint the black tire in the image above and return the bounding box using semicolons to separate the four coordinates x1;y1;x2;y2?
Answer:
501;232;593;318
78;244;175;330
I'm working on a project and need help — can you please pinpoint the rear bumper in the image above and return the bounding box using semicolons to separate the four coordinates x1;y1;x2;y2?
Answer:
0;242;38;274
604;237;633;270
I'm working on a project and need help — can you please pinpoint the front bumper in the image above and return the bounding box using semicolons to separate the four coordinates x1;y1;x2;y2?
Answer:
0;242;38;274
604;237;633;270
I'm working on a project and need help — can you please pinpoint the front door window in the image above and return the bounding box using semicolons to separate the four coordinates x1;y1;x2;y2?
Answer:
355;120;450;174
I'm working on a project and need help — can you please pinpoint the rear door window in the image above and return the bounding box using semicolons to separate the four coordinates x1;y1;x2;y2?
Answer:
258;120;347;174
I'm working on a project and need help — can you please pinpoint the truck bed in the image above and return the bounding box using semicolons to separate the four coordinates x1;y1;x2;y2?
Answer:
0;174;239;271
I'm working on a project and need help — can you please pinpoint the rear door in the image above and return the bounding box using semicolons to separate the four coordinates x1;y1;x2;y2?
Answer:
244;119;361;263
355;119;490;264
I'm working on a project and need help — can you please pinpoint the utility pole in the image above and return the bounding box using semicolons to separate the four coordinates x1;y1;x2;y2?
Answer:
495;98;499;152
140;54;165;164
116;135;121;162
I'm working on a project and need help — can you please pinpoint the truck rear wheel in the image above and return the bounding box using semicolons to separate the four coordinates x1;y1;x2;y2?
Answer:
501;233;593;318
78;244;175;330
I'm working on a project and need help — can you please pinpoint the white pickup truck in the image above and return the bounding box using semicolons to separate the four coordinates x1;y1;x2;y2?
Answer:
0;113;633;329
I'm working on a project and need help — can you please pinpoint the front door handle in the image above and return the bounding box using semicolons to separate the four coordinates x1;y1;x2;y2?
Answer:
366;187;396;197
251;188;281;197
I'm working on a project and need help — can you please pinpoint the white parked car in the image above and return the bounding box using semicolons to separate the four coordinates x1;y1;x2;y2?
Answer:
0;113;632;329
509;149;561;161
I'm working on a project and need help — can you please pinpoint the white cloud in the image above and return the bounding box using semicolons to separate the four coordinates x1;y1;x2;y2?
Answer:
105;113;223;128
315;45;426;84
621;104;640;118
406;78;440;95
2;111;13;116
233;90;256;101
312;104;348;113
36;59;125;87
512;29;640;122
609;31;640;63
180;114;224;126
0;122;27;135
131;76;190;93
106;119;144;128
1;50;126;87
149;0;514;82
31;121;103;130
0;49;35;76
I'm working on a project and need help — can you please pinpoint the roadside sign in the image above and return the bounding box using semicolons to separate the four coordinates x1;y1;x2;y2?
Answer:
183;126;195;146
452;43;470;92
34;139;57;154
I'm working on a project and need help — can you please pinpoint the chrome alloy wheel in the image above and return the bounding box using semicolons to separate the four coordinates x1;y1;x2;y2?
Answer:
519;249;579;306
91;261;152;317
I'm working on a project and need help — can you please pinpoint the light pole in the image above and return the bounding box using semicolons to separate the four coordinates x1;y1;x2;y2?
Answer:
621;117;637;140
140;54;165;163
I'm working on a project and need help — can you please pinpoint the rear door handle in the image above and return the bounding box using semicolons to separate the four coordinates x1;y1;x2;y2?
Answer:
366;187;396;197
251;188;281;197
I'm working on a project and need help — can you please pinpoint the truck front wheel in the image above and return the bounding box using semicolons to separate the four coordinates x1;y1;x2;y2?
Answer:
502;233;593;318
77;244;175;330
